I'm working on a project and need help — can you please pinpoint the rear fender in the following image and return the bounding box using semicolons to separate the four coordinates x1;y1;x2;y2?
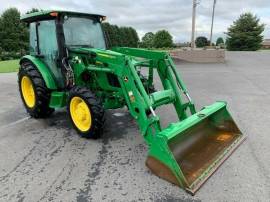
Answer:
20;55;57;90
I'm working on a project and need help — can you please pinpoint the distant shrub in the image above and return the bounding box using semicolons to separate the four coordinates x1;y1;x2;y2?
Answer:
195;36;208;47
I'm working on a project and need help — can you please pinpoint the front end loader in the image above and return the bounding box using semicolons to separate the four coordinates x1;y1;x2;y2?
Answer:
19;10;245;194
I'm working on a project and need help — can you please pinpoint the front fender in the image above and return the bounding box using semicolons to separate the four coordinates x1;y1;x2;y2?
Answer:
20;55;57;90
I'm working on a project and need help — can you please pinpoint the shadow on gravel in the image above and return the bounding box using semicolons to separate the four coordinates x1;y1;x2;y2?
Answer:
39;108;137;142
75;108;140;202
103;108;136;141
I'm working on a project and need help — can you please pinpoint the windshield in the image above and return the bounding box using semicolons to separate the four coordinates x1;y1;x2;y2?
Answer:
63;16;106;49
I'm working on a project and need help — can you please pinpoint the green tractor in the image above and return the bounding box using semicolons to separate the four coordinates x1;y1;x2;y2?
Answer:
19;10;245;194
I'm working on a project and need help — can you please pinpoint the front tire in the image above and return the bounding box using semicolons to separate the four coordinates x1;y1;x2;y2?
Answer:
67;86;105;139
18;61;54;118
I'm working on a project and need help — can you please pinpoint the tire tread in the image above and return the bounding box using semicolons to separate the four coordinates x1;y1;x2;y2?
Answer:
18;61;54;118
68;86;105;139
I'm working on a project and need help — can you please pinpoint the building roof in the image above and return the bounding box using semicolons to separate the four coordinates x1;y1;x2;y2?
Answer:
20;10;105;23
262;39;270;46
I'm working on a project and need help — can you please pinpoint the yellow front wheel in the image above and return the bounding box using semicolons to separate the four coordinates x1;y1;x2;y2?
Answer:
70;97;92;132
68;86;105;138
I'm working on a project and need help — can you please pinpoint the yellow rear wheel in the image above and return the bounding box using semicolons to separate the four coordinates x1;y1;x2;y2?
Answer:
21;76;36;108
70;97;92;132
18;62;54;118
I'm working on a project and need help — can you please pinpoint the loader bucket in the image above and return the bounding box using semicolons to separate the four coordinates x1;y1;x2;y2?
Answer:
146;101;245;194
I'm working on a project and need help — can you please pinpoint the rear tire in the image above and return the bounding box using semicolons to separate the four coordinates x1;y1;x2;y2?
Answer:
67;86;105;139
18;61;54;118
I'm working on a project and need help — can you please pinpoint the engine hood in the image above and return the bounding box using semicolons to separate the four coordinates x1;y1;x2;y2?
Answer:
68;47;126;64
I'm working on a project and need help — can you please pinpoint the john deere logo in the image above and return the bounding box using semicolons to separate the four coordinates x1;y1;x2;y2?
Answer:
98;53;116;59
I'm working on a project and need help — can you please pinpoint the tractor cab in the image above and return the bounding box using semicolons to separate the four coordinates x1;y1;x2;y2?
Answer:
21;10;107;88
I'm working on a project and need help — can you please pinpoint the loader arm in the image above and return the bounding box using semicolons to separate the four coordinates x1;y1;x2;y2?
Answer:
112;47;196;119
111;47;245;194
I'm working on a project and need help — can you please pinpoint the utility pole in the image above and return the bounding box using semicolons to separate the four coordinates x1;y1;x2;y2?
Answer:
191;0;197;49
209;0;217;46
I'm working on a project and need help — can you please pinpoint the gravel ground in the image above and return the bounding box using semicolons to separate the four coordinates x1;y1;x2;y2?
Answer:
0;51;269;202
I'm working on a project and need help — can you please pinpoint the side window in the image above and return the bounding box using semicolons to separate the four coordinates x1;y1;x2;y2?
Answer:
38;20;58;57
29;22;37;55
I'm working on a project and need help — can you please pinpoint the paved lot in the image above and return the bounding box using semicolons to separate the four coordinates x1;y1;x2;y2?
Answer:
0;51;270;202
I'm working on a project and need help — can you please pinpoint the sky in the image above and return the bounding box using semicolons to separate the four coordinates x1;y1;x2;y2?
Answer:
0;0;270;42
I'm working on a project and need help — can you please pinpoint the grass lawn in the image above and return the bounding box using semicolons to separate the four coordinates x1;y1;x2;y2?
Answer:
259;49;270;52
0;59;20;73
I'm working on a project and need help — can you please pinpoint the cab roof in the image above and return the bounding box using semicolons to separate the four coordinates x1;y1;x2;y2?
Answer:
20;10;105;23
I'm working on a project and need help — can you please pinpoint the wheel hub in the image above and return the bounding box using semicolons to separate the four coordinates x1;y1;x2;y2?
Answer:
70;96;92;132
76;103;87;121
21;76;36;108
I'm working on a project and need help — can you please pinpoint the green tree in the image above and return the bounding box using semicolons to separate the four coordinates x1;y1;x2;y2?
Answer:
119;27;129;46
102;23;122;48
226;13;265;51
141;32;155;48
0;47;2;61
128;27;139;47
102;22;114;48
216;37;224;46
26;8;39;14
195;36;208;47
113;25;122;46
0;8;28;59
102;23;139;48
153;30;173;48
0;15;2;55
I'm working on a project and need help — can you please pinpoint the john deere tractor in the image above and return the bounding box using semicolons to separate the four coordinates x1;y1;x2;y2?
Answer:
19;10;245;194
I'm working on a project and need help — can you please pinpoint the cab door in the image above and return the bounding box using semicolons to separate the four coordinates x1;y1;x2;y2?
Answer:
37;20;64;88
